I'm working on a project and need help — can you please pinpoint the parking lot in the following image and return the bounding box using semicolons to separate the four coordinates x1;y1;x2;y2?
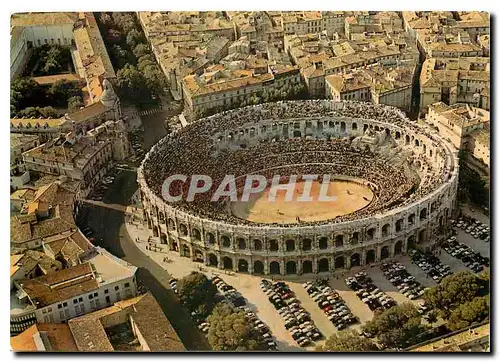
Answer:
123;206;489;351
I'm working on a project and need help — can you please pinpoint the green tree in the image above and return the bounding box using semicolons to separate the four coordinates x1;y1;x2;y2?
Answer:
48;79;80;106
112;12;137;34
38;106;59;118
11;77;44;112
116;64;149;104
67;96;84;113
317;330;378;352
363;303;427;349
133;43;150;59
176;272;217;316
447;295;490;331
42;46;62;74
423;271;487;318
207;303;266;351
110;44;136;68
126;28;146;49
99;13;114;29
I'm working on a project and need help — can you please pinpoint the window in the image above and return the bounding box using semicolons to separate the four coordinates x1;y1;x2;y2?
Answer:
114;286;119;291
73;299;78;304
42;309;47;314
58;304;62;309
78;297;83;303
48;308;52;313
95;299;100;308
116;292;121;300
124;282;130;288
93;292;98;297
104;289;109;294
59;311;65;320
63;302;67;307
89;294;93;300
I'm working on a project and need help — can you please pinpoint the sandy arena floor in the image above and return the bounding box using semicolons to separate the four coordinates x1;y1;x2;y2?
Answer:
231;180;374;224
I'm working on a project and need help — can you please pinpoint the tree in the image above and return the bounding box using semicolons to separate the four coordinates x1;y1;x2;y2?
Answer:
110;44;136;68
447;295;490;331
106;29;123;44
133;43;151;59
126;28;146;49
99;13;114;29
363;303;427;349
11;77;45;113
48;79;80;107
116;64;150;104
317;330;378;352
207;303;266;351
423;271;487;318
67;96;84;113
176;272;217;316
112;12;137;34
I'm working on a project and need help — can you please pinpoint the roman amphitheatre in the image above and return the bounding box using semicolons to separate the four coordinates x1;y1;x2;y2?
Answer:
138;100;459;276
230;179;374;224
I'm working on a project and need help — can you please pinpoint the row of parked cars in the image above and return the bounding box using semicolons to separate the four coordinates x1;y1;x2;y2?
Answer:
260;279;322;347
237;306;278;351
212;276;246;307
89;168;120;201
452;218;489;242
408;249;452;283
345;271;397;311
380;261;425;300
303;279;358;330
442;238;488;273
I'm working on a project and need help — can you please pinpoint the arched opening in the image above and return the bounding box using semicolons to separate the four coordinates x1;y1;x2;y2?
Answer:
364;124;369;132
168;219;176;230
194;249;204;263
269;239;279;252
293;130;301;138
407;235;416;249
302;239;312;251
208;253;218;267
238;259;249;273
366;250;376;264
367;227;376;241
374;126;380;132
207;232;215;245
394;241;403;255
159;212;165;222
160;233;167;244
318;237;328;250
254;260;264;274
221;235;231;248
350;253;361;267
395;219;403;233
302;260;313;274
335;256;345;269
418;229;426;243
382;224;390;238
423;144;427;154
408;214;415;225
439;216;444;227
222;257;233;270
420;208;427;221
286;239;296;252
340;121;346;132
180;224;188;236
153;227;159;237
352;122;358;131
405;135;410;145
237;238;246;250
269;261;281;275
395;131;401;139
351;232;359;244
253;239;262;251
380;246;390;260
192;228;201;241
286;261;297;275
182;244;191;258
318;258;329;273
335;235;344;247
415;139;420;147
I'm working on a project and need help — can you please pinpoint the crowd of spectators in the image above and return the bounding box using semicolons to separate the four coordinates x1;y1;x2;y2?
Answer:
140;100;455;227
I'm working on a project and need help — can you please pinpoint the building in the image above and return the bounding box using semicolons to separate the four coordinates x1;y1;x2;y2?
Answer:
11;247;137;335
10;134;40;190
68;293;185;352
10;323;78;351
280;11;348;37
425;102;489;150
325;73;371;102
468;124;490;168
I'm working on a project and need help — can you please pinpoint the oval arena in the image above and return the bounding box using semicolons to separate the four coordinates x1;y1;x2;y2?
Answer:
137;100;459;276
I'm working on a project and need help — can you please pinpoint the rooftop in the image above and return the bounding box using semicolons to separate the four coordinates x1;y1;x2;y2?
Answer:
11;323;78;352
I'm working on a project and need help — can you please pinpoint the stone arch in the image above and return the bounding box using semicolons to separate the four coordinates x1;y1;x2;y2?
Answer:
253;239;263;251
179;224;188;236
269;239;279;252
318;237;328;250
351;232;359;244
380;246;390;260
415;139;420;147
160;233;167;244
302;238;312;251
395;219;403;233
153;227;159;237
182;244;191;258
286;261;297;275
269;261;281;275
302;260;313;274
420;208;427;221
366;249;376;264
350;253;361;267
340;121;346;132
286;239;296;252
423;144;427;154
405;134;410;145
221;235;231;248
207;232;216;245
192;228;201;241
366;227;376;241
364;124;369;132
194;249;204;262
382;223;390;238
238;259;249;273
208;253;218;266
395;131;401;139
168;218;176;230
318;258;329;273
335;235;344;247
335;256;345;269
418;229;426;243
394;240;403;255
352;122;358;131
237;237;247;250
159;212;165;222
254;260;264;274
407;235;416;249
408;213;415;225
293;130;301;138
222;256;233;270
374;126;380;132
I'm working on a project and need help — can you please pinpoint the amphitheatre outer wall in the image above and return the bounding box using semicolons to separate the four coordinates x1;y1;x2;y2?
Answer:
137;100;459;276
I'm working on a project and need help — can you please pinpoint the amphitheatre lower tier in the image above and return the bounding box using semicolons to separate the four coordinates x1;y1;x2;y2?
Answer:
137;100;460;276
